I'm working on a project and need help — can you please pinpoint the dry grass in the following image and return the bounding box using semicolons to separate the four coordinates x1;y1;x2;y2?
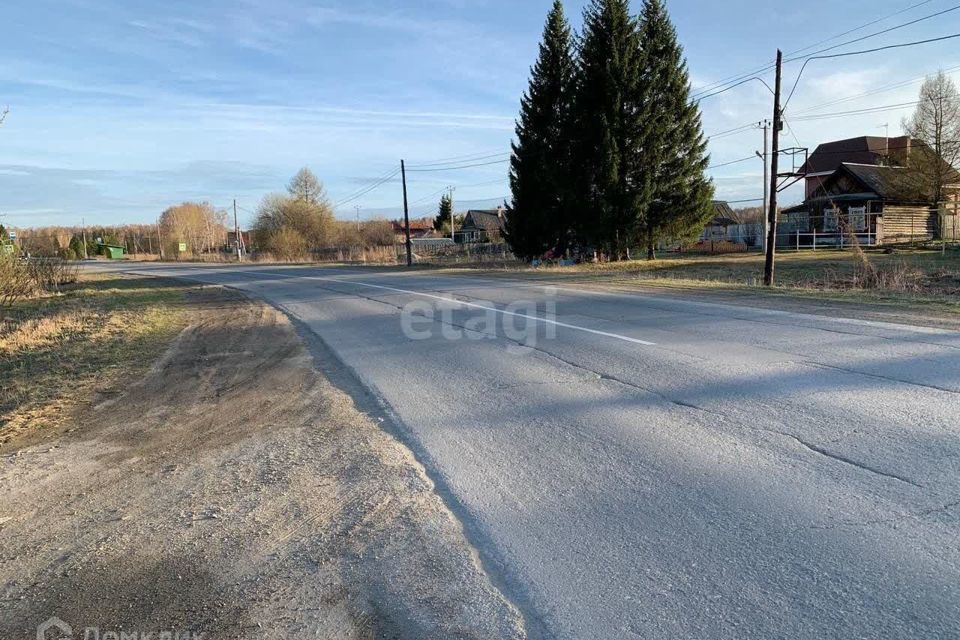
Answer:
462;246;960;315
0;274;190;442
525;248;960;293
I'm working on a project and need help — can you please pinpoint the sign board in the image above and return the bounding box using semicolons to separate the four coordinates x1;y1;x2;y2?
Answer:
8;231;15;240
178;242;187;252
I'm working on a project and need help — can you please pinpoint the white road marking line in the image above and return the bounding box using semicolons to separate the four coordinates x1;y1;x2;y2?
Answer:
287;273;657;347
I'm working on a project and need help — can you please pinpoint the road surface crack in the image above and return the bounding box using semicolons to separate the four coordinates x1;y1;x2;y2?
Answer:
784;435;924;488
293;279;926;490
804;498;960;530
802;362;960;395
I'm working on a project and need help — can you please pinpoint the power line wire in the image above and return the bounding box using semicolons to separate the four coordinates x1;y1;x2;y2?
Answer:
790;100;921;122
709;155;757;169
691;0;940;100
784;0;936;58
791;63;960;115
405;158;510;172
695;76;774;103
332;168;401;209
407;151;510;168
783;3;960;64
784;32;960;108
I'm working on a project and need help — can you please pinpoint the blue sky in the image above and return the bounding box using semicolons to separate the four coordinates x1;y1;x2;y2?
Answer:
1;0;959;228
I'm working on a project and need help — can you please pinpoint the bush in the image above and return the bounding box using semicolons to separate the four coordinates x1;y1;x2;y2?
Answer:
26;258;80;292
264;226;310;261
0;253;35;309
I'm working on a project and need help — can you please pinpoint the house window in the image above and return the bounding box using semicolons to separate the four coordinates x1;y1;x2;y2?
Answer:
848;207;867;232
824;208;839;232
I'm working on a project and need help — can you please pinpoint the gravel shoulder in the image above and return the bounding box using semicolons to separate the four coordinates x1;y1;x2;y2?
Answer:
0;286;526;639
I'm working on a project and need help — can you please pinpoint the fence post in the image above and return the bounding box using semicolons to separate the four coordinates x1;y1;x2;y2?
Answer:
796;228;800;252
812;228;816;251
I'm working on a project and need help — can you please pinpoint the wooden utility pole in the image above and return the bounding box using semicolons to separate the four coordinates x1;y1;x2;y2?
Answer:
81;218;89;260
449;186;456;242
764;50;783;287
233;199;242;262
761;120;769;253
156;220;164;261
401;160;412;267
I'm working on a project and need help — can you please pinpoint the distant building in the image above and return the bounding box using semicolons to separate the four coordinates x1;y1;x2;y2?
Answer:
700;201;738;240
456;207;507;243
699;201;763;247
227;230;251;248
392;220;435;243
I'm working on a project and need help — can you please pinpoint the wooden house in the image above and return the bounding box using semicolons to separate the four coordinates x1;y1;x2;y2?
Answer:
456;208;507;243
782;163;941;245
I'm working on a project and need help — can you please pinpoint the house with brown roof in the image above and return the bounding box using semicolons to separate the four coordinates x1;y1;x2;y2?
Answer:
783;136;959;246
799;136;913;199
391;219;436;243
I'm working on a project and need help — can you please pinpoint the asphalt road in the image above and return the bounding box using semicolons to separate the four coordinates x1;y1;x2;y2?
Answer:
90;263;960;639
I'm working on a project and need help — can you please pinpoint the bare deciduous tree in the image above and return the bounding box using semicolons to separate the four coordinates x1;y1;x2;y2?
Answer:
287;167;327;205
253;180;335;255
902;71;960;205
159;202;228;255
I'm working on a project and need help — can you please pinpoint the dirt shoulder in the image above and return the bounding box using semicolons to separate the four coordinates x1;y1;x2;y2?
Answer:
0;286;525;639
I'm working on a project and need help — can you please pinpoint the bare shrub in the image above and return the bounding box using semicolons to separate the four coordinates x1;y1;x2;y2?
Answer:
264;226;310;261
0;254;36;309
25;258;80;292
837;226;926;291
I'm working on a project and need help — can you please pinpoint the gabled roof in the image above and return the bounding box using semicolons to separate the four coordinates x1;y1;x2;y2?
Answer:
462;209;506;232
712;200;735;219
801;136;911;175
811;163;929;202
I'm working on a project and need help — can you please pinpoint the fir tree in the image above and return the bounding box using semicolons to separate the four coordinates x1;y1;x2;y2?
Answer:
506;0;576;260
573;0;644;259
635;0;713;259
434;193;453;231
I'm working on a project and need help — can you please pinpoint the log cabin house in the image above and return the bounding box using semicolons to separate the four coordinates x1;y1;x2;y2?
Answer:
781;136;959;246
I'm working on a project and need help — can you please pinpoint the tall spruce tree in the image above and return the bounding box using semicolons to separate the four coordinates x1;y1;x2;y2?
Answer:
506;0;576;260
434;193;453;231
635;0;713;259
573;0;644;259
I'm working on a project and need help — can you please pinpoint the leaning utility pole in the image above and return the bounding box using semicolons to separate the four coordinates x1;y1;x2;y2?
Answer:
763;50;783;287
401;160;412;267
81;217;89;260
233;199;242;262
449;186;456;242
760;120;770;253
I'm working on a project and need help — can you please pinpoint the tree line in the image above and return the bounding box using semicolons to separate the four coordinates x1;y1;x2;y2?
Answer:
506;0;714;261
6;168;399;261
